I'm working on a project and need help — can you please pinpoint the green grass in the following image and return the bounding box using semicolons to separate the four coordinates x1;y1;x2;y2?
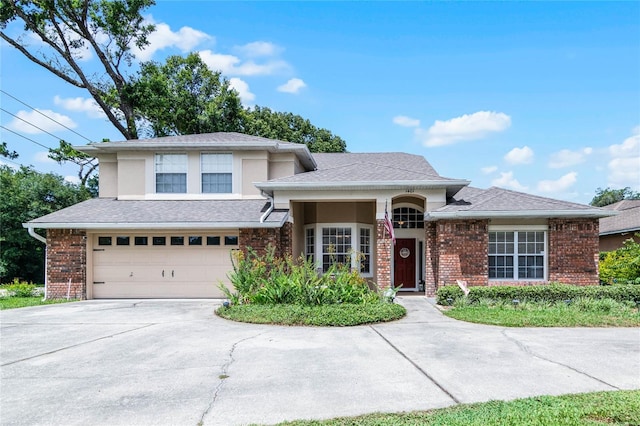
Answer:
0;297;77;310
275;390;640;426
216;303;406;326
443;298;640;327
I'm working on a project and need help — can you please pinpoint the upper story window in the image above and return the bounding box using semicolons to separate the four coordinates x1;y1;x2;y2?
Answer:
155;154;187;193
201;153;232;193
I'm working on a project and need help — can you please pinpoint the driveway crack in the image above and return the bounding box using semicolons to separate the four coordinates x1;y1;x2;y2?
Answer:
1;323;156;367
198;332;264;426
370;325;460;404
500;330;619;390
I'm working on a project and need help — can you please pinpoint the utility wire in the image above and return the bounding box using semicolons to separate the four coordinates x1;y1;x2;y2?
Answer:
1;107;69;144
0;125;52;150
0;89;94;143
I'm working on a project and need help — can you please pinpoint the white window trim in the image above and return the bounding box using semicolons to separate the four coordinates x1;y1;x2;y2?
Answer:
200;152;233;194
306;223;374;277
155;153;187;194
488;229;548;281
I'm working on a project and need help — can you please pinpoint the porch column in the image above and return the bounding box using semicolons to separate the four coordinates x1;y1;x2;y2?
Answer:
376;219;392;289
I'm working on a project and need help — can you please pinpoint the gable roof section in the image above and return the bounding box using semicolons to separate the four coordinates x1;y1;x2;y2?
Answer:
427;186;615;220
23;198;288;229
256;152;469;196
599;200;640;235
76;132;317;171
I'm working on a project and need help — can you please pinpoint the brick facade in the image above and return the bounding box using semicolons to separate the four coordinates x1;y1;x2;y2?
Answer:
424;222;438;296
548;218;599;285
46;229;86;299
239;223;293;258
375;220;392;289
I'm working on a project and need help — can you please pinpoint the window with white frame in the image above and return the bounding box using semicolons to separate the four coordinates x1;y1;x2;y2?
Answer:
201;153;232;193
304;224;372;275
155;153;187;193
489;230;546;280
305;227;315;263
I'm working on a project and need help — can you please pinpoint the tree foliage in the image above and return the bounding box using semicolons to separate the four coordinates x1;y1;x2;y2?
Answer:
590;187;640;207
599;235;640;285
0;165;91;283
241;106;346;153
0;0;155;140
133;53;244;137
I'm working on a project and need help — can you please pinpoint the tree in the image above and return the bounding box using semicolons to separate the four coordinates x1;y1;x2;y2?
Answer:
0;165;91;283
241;106;346;153
590;187;640;207
0;0;155;140
599;235;640;285
132;53;243;137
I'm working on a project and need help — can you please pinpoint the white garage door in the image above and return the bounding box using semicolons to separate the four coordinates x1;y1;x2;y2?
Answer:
91;233;237;298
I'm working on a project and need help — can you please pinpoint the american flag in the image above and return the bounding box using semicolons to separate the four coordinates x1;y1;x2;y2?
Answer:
384;202;396;245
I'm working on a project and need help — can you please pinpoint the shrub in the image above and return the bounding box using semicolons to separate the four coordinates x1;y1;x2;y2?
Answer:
436;283;640;305
219;245;387;307
600;235;640;285
3;279;37;297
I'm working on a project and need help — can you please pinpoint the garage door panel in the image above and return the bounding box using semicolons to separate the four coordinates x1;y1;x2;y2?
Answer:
92;233;236;299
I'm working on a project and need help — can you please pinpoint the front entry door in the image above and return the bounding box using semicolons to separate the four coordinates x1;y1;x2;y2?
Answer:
394;238;416;288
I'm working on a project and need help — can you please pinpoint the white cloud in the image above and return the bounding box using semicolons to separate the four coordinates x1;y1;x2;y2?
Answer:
418;111;511;147
492;171;527;191
54;95;104;118
504;146;534;165
548;147;593;169
277;78;306;94
34;151;55;164
481;165;498;174
537;172;578;193
229;78;255;103
608;130;640;187
235;41;281;57
393;115;420;128
199;50;288;76
7;109;77;134
131;16;212;61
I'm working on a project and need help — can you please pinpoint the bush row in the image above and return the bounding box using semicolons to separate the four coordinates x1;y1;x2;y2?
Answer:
436;283;640;305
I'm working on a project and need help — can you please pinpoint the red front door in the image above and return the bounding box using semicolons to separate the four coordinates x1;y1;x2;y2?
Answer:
394;238;416;288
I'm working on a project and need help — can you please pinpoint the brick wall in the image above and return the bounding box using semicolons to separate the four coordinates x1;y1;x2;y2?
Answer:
375;220;392;289
46;229;86;299
548;218;599;285
434;220;489;289
424;222;438;296
239;224;292;258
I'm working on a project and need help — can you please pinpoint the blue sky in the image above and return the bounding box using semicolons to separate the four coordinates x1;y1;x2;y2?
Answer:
1;1;639;204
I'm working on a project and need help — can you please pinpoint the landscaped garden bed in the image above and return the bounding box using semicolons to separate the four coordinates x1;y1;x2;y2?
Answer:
215;246;405;326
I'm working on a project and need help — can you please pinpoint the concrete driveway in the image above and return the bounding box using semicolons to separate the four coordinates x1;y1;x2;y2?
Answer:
1;297;639;426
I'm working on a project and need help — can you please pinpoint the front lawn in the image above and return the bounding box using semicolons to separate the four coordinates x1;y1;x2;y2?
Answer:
216;303;406;326
443;298;640;327
277;390;640;425
0;297;77;310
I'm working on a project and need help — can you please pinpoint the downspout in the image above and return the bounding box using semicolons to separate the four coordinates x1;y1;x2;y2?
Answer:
27;226;48;300
260;192;274;223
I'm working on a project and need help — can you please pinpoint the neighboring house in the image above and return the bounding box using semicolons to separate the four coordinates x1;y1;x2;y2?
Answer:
599;200;640;251
24;132;614;299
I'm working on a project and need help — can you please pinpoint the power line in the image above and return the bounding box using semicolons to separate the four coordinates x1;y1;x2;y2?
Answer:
1;108;68;144
0;126;52;150
1;89;94;143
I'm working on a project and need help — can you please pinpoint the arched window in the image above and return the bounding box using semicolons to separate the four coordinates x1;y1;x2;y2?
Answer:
393;207;424;229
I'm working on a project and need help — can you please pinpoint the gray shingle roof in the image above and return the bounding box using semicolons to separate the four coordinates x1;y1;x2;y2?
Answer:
24;198;288;229
257;152;469;196
427;187;614;219
600;200;640;235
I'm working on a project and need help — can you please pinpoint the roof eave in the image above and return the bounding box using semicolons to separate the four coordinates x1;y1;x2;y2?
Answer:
425;209;616;221
599;227;640;236
22;219;287;230
255;179;470;192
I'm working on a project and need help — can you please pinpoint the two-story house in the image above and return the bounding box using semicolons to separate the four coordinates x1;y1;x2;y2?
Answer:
24;132;613;299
